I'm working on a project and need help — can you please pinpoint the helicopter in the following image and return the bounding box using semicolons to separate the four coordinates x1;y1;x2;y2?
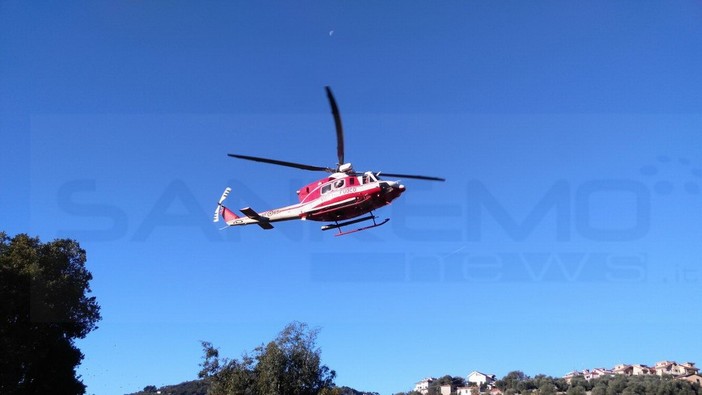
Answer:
213;86;445;236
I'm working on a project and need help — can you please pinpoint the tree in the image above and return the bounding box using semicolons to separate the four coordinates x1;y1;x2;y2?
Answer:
605;374;627;395
335;386;379;395
537;382;557;395
497;371;530;392
591;382;607;395
553;378;569;393
566;386;586;395
428;375;466;394
532;374;557;395
200;321;336;395
568;376;592;392
621;380;645;395
0;232;101;395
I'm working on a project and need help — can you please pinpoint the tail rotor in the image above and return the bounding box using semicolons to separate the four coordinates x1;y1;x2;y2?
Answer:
213;187;232;223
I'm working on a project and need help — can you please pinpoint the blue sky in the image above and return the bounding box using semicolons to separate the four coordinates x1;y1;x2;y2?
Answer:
2;1;702;394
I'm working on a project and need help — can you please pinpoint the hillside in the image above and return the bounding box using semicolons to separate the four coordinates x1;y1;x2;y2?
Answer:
127;380;378;395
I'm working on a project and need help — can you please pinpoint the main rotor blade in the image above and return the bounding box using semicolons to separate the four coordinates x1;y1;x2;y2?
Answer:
228;154;332;172
378;172;446;182
325;86;344;167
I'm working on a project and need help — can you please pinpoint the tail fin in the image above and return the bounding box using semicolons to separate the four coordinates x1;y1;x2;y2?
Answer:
213;187;239;223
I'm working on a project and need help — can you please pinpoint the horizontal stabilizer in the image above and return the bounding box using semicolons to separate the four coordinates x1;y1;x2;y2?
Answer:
240;207;274;230
240;207;261;219
255;221;274;230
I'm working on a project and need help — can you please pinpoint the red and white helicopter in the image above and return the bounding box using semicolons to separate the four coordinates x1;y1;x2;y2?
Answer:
213;86;445;236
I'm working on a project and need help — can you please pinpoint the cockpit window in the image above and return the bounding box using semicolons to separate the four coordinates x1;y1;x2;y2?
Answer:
333;179;345;189
321;184;332;194
362;173;378;184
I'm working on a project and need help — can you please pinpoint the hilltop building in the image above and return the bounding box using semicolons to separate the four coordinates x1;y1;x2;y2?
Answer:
456;386;478;395
564;360;698;382
563;368;613;383
439;384;453;395
613;364;654;376
654;361;698;376
680;374;702;386
412;370;496;395
453;386;501;395
414;377;436;394
467;371;497;388
411;360;699;395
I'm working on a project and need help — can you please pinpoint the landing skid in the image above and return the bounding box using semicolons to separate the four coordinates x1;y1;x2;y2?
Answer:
321;214;390;236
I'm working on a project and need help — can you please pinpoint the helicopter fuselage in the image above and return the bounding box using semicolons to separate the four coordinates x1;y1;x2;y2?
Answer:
216;172;405;230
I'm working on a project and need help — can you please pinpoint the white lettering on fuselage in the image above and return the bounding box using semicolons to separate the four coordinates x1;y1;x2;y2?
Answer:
262;209;282;217
320;186;361;202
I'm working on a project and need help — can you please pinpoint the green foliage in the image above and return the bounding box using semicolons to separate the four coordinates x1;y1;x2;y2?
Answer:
606;375;629;395
334;386;379;395
538;384;557;395
491;371;701;395
199;321;336;395
129;380;375;395
496;371;531;392
0;232;101;395
592;382;608;395
567;385;587;395
427;375;467;394
569;375;593;391
588;374;701;395
129;380;210;395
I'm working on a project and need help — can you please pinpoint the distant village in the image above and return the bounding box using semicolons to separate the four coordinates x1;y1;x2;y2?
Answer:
564;361;699;384
414;361;701;395
414;371;503;395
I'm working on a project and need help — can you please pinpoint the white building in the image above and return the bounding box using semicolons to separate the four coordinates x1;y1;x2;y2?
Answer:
440;384;453;395
414;377;436;394
456;387;477;395
566;360;698;381
613;364;653;376
654;361;699;377
467;371;496;388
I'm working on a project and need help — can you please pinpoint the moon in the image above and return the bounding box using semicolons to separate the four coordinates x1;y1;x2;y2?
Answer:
329;30;334;36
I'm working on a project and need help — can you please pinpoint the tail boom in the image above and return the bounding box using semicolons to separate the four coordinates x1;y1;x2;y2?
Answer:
213;187;301;230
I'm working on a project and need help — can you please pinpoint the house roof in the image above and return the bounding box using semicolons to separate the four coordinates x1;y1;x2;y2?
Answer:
468;371;496;379
614;365;632;371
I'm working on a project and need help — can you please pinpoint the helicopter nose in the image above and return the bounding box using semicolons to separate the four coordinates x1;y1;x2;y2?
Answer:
380;181;405;197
